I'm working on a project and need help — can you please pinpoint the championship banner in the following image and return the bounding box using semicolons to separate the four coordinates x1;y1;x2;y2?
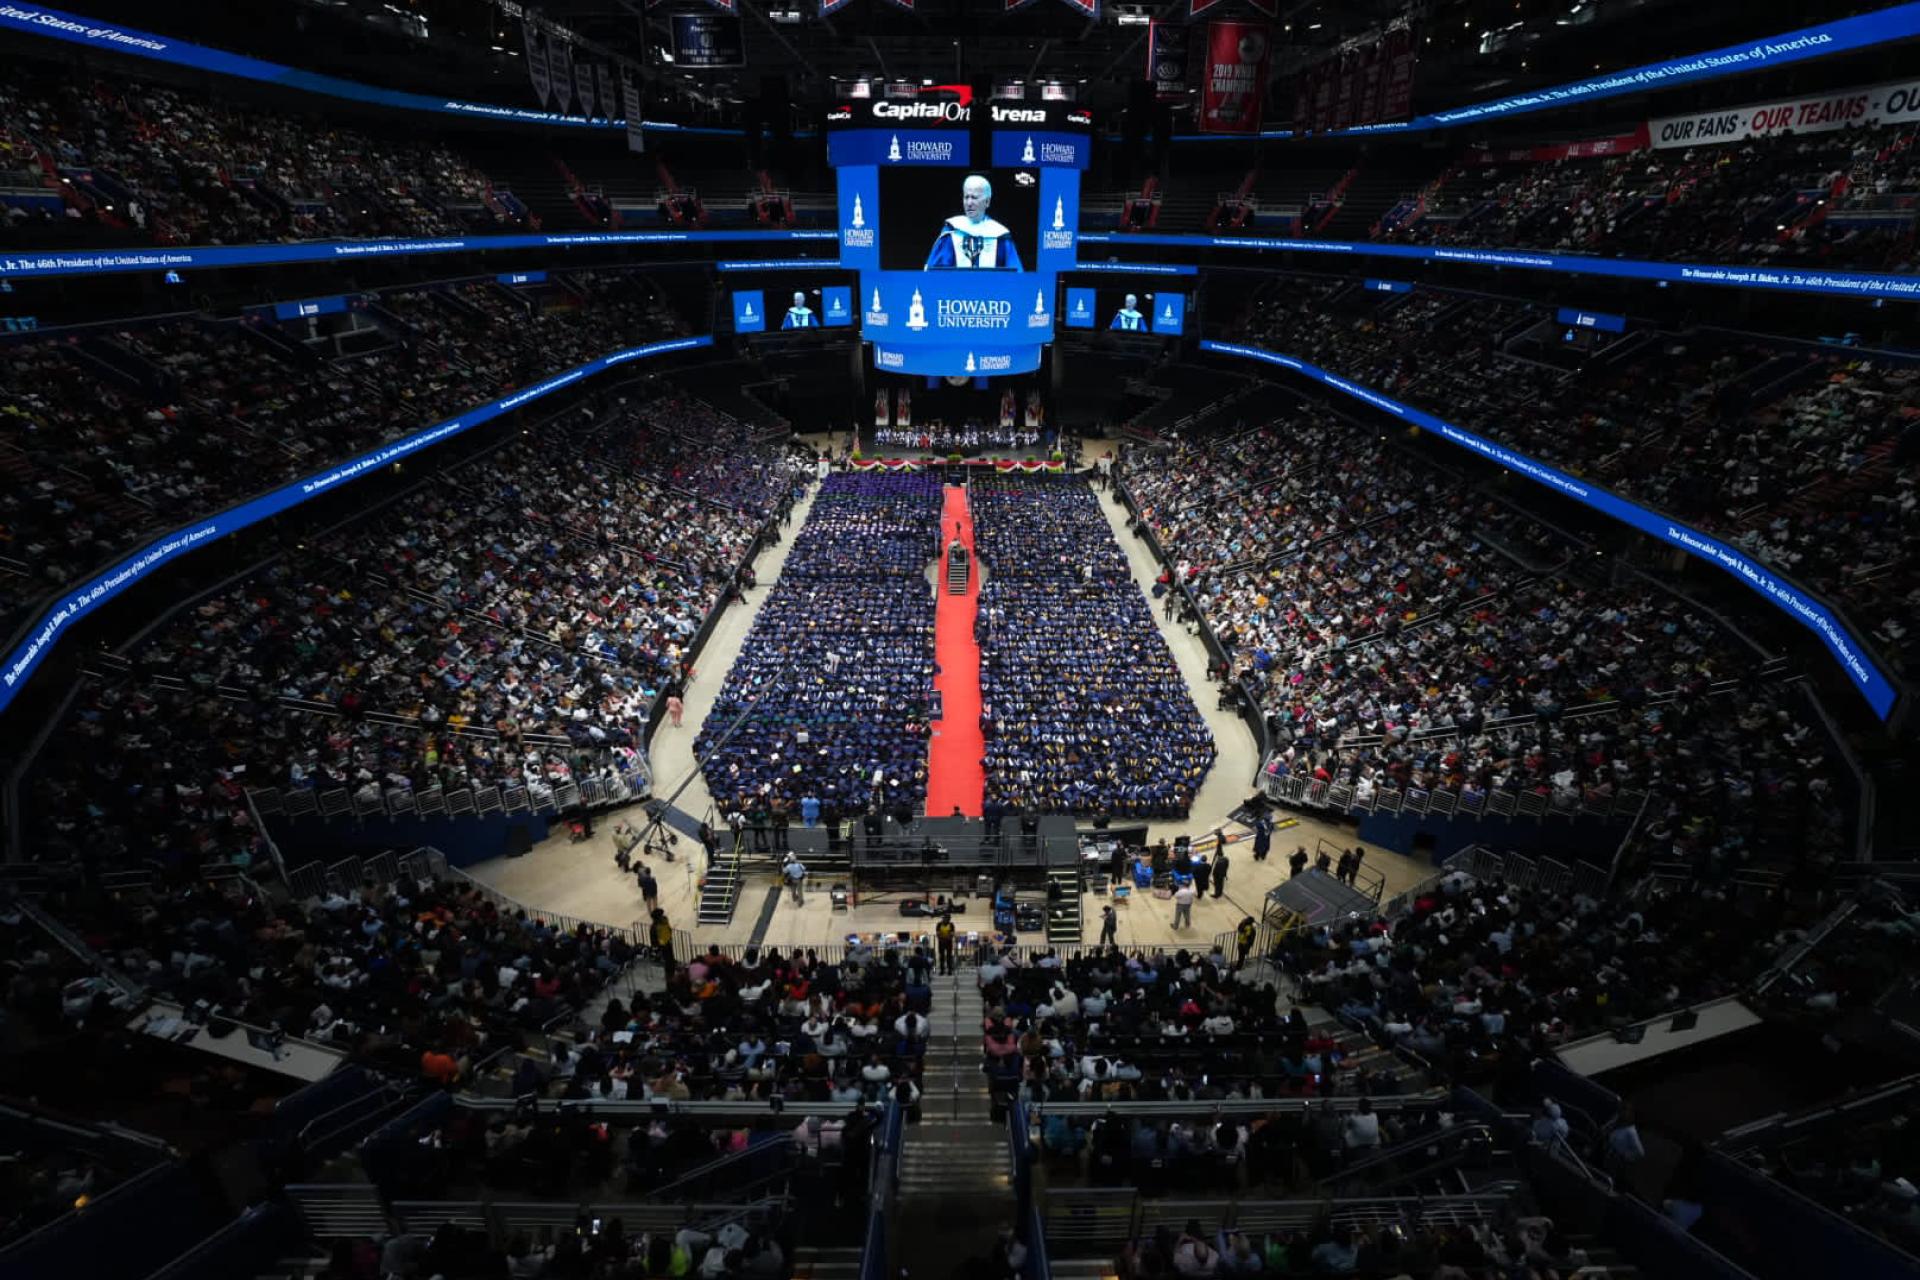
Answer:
524;14;550;105
1200;21;1271;134
1148;22;1190;101
671;14;745;69
597;64;617;121
622;71;646;152
1358;39;1385;127
575;59;596;116
549;35;573;113
874;390;890;427
1382;27;1417;122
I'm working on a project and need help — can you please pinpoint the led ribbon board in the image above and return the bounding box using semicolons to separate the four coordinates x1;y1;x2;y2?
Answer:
1200;340;1899;720
0;336;713;714
1076;233;1920;303
0;230;837;280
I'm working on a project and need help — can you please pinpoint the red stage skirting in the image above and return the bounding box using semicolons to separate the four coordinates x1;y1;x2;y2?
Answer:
925;485;986;817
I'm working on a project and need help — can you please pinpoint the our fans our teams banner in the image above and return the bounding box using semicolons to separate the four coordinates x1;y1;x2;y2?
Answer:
1147;22;1190;101
1200;21;1271;134
524;15;550;105
1649;78;1920;149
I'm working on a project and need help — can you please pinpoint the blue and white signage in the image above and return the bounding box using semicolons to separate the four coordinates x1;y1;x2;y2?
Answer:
1365;279;1412;294
1151;292;1186;335
732;289;766;333
991;132;1089;169
0;335;714;716
836;166;880;270
872;343;1044;378
1064;287;1096;329
1036;168;1080;274
1201;339;1899;720
860;271;1054;346
828;130;968;168
1556;307;1626;333
1067;262;1199;276
271;294;350;321
498;270;549;285
821;286;853;327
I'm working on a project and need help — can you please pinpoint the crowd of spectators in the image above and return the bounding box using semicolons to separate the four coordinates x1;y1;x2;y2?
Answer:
1118;393;1843;873
1389;123;1920;273
978;943;1409;1108
319;1217;794;1280
696;473;942;822
973;476;1215;817
26;396;784;874
548;942;929;1112
0;70;523;245
1110;1212;1609;1280
0;267;689;637
1274;864;1817;1095
47;869;636;1070
1232;275;1920;674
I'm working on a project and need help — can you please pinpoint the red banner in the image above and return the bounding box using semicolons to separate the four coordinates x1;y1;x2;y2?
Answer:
1381;26;1417;123
1465;126;1649;165
1358;39;1385;127
1199;20;1271;134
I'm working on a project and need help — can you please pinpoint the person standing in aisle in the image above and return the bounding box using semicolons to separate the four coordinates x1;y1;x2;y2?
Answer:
1172;880;1196;930
935;914;957;975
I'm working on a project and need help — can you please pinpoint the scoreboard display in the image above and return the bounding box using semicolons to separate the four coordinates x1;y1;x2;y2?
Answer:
827;90;1091;378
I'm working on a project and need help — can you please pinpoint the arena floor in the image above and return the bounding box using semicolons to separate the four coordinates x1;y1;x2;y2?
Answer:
467;438;1432;948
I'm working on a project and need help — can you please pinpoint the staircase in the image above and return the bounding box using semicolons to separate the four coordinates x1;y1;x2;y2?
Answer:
893;974;1014;1279
1046;867;1083;944
946;544;971;594
697;836;746;926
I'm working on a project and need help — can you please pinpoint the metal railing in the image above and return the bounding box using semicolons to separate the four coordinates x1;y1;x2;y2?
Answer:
1262;768;1648;828
1037;1188;1514;1253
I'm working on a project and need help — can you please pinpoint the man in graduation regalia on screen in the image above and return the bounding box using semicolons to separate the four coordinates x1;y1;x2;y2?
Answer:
782;290;817;328
925;174;1023;270
1110;293;1146;331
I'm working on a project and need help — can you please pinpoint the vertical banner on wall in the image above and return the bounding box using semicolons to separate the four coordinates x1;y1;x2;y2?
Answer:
1382;26;1417;122
549;35;573;113
524;14;550;105
897;387;911;428
1147;21;1190;101
622;71;646;151
597;64;617;120
874;389;890;427
575;59;596;115
1000;389;1016;428
1358;39;1384;126
1331;47;1357;131
1311;58;1336;131
1199;21;1271;133
1024;390;1044;428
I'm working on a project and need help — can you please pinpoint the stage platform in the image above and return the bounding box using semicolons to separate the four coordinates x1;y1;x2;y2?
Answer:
1264;868;1382;929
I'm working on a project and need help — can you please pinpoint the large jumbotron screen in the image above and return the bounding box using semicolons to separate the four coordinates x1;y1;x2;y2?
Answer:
827;92;1091;378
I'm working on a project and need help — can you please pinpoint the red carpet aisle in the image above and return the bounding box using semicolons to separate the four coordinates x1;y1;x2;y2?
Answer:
925;484;986;816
